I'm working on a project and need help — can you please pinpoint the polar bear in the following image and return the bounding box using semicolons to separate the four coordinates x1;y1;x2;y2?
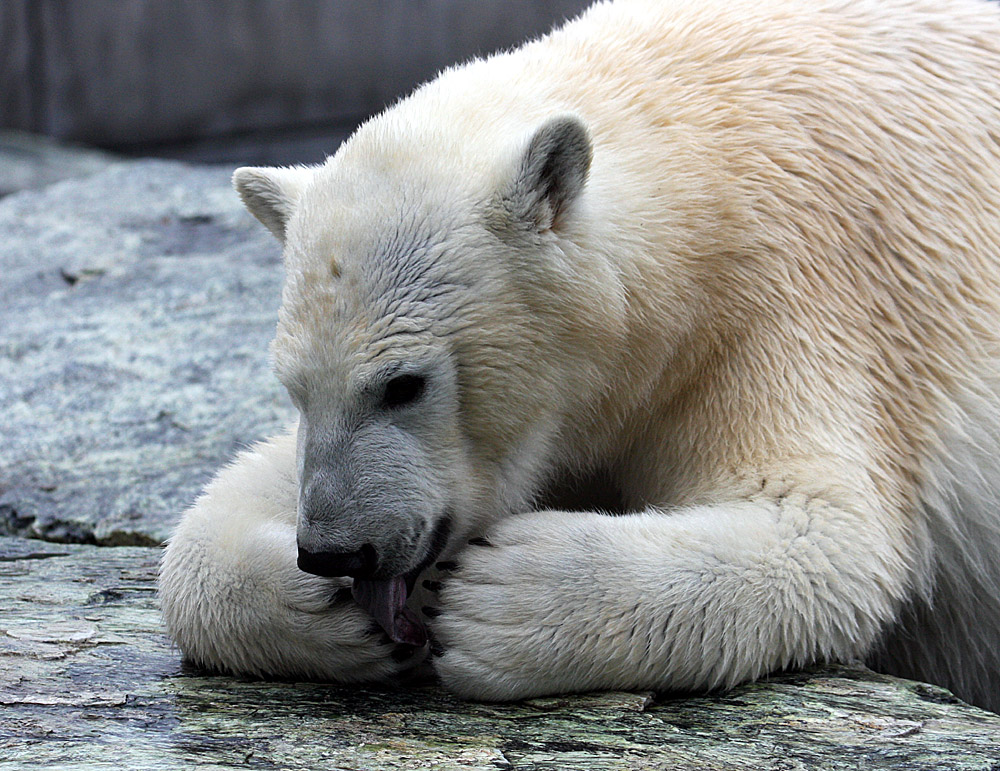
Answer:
159;0;1000;711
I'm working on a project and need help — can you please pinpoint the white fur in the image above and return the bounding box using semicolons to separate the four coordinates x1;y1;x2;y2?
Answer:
160;0;1000;710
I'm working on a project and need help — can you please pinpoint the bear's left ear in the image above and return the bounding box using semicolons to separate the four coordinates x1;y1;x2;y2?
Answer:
497;114;592;234
232;165;313;243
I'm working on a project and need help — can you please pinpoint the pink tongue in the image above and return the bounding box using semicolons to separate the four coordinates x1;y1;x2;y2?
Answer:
351;576;427;646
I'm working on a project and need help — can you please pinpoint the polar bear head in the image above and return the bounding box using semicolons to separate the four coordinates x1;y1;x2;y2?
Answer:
233;112;628;604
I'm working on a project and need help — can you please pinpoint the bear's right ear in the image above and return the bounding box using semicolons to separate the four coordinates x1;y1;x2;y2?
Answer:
232;166;312;243
493;114;592;235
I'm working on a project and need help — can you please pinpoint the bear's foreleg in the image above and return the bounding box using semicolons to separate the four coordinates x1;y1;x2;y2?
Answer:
429;494;912;701
159;429;423;682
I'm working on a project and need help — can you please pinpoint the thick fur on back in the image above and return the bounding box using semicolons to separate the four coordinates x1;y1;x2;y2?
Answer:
160;0;1000;711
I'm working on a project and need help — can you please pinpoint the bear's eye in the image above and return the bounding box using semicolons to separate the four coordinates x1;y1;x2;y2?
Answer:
381;374;426;409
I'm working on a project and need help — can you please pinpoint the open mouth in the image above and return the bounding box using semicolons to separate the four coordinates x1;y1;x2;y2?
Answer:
350;514;452;646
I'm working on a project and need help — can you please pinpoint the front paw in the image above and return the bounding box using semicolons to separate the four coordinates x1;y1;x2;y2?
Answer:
425;515;599;700
266;572;430;682
160;522;426;684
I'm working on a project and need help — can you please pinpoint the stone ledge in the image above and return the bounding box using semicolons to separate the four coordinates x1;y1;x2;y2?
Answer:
2;537;998;771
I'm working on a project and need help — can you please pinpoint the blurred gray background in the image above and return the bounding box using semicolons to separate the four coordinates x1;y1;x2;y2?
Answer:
1;0;592;166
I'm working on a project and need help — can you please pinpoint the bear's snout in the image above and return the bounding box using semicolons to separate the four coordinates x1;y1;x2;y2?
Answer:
296;543;379;579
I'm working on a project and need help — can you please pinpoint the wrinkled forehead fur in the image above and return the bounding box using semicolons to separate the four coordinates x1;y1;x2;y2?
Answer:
265;63;597;415
273;150;484;407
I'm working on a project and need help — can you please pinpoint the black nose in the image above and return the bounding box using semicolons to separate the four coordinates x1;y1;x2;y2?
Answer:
297;544;379;578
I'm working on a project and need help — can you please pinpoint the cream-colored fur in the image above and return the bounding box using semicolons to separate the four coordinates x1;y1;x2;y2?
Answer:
159;0;1000;710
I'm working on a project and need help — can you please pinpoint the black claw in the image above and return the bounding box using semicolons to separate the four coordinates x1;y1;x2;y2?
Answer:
422;606;441;618
435;561;459;572
391;645;416;663
429;638;445;657
468;536;493;547
422;580;443;593
331;586;354;605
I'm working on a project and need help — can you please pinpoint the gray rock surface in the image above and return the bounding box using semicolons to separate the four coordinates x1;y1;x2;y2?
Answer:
3;536;999;771
0;159;295;545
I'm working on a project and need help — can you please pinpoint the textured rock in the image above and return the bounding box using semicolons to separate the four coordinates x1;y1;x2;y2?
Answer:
2;537;999;770
0;160;295;545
